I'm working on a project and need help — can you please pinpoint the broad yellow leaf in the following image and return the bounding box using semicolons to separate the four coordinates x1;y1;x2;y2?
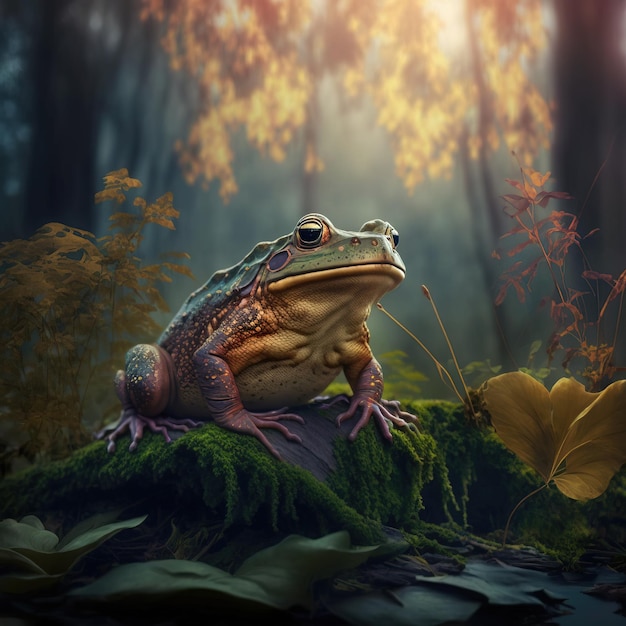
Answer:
482;372;626;500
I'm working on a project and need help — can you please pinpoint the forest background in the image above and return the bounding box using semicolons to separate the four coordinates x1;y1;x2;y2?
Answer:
1;0;625;406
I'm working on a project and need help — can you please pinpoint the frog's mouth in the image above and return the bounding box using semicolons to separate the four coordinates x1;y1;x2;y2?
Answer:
267;262;405;292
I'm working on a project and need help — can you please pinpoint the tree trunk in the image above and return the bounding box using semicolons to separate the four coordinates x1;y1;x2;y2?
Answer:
553;0;626;273
24;0;106;233
552;0;626;367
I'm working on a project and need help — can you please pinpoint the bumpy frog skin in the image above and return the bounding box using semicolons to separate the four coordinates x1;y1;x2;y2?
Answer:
97;213;417;458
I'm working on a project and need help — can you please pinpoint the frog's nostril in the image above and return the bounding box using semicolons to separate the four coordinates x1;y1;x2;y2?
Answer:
351;237;360;245
371;239;379;246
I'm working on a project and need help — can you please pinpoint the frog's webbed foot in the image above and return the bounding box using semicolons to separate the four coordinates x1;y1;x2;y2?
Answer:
95;406;201;453
213;408;304;460
378;399;421;431
334;395;421;441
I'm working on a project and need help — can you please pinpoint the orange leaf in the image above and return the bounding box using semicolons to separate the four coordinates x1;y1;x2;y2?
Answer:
524;168;551;188
523;181;537;201
582;270;613;284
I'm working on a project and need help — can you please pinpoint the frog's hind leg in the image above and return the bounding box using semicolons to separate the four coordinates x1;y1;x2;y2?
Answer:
96;345;200;453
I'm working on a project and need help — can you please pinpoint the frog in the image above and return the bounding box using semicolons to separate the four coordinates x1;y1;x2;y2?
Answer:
97;213;418;459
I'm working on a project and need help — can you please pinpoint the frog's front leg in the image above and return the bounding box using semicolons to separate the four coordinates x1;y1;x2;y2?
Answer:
96;345;200;453
193;344;304;459
336;357;420;440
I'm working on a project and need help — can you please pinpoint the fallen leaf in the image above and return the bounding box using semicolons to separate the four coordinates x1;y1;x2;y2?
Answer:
0;513;147;593
70;531;381;611
481;372;626;500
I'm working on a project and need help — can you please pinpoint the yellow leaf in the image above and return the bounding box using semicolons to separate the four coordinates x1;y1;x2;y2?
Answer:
482;372;554;482
553;380;626;499
146;216;175;230
482;372;626;500
95;188;125;205
524;168;551;188
103;168;129;182
101;169;142;191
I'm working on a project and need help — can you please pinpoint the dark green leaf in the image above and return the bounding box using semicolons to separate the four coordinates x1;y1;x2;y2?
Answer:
71;531;380;611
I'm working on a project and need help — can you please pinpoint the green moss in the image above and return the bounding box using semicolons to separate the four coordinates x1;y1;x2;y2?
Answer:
401;399;626;565
401;521;468;559
3;398;625;567
405;400;479;526
328;419;438;528
406;399;542;532
0;416;432;546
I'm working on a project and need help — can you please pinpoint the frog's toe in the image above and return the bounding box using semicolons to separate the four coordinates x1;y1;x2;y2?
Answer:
96;412;151;453
96;411;202;453
214;409;303;459
336;396;416;442
250;415;303;444
129;415;203;449
379;399;421;431
245;411;303;445
95;414;132;453
250;411;305;446
250;409;305;425
337;401;394;442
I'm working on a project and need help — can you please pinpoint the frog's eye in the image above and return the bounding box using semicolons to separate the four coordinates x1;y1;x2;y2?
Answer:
384;225;399;249
360;219;399;248
295;216;326;249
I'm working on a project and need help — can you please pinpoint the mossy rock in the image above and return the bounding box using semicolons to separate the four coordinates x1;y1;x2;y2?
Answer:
2;398;625;568
0;400;442;548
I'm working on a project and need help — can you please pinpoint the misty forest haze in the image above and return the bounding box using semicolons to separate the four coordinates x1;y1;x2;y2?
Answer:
1;0;625;401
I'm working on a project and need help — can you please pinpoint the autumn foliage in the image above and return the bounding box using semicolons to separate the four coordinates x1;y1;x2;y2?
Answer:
141;0;550;199
141;0;311;200
0;170;192;467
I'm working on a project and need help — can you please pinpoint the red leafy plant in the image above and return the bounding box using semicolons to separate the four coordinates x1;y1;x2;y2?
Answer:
481;161;626;544
494;161;626;390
